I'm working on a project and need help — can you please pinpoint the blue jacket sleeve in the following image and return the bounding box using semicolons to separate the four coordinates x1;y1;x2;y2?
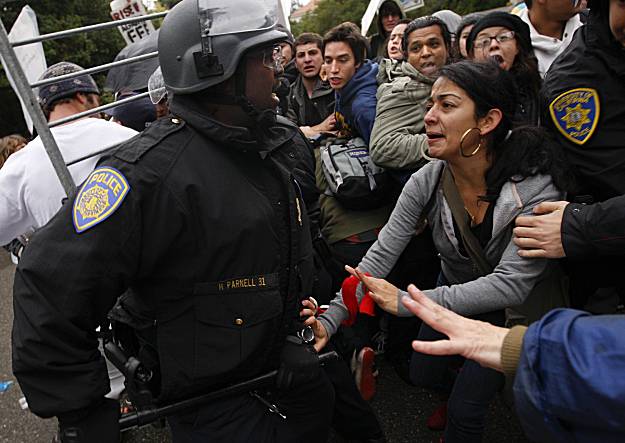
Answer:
514;309;625;443
352;94;377;146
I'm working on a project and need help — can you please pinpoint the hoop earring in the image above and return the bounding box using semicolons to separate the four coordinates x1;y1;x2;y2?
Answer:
459;127;482;158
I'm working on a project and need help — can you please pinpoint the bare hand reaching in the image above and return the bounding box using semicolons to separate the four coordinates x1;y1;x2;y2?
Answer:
345;265;400;315
402;285;509;372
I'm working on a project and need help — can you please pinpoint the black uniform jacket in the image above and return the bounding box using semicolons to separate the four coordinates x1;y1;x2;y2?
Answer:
563;195;625;259
12;96;316;420
542;8;625;202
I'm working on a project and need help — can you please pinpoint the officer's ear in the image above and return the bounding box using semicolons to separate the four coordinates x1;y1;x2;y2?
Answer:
477;108;503;137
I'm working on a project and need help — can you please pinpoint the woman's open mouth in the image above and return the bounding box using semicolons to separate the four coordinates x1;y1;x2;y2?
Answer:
426;132;445;145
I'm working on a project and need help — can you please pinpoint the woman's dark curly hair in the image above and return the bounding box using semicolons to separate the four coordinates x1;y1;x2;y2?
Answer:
437;60;575;200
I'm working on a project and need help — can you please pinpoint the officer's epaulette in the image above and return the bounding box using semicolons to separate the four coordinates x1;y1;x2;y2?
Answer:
114;117;187;163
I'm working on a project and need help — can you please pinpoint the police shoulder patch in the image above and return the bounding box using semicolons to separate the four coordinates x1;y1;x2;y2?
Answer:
549;88;600;145
73;166;130;233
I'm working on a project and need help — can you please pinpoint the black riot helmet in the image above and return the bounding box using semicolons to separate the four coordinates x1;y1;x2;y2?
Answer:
158;0;288;95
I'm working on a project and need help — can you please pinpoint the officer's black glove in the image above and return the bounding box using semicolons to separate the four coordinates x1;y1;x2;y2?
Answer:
276;335;320;390
58;398;119;443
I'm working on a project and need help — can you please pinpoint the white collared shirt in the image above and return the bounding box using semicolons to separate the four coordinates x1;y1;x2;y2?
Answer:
519;8;583;78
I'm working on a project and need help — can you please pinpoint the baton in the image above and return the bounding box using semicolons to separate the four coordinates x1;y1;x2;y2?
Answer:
119;350;338;430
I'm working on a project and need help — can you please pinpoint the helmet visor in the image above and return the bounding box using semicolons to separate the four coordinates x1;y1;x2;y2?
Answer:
197;0;279;37
148;66;167;104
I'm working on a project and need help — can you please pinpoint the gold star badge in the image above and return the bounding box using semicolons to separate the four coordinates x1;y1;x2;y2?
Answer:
562;104;591;132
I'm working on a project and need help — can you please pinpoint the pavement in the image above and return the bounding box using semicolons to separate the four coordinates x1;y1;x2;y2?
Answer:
0;250;529;442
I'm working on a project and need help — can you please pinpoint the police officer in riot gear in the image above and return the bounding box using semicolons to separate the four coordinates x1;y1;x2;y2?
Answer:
11;0;334;441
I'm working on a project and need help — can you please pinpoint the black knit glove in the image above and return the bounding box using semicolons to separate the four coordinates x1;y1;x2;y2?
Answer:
276;335;320;390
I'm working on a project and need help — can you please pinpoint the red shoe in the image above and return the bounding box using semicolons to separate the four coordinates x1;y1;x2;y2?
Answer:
426;401;448;431
355;347;376;401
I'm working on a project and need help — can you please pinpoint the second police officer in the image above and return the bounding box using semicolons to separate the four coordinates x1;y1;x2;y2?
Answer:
11;0;334;441
524;0;625;311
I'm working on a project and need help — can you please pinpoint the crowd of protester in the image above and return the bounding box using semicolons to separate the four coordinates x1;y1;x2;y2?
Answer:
1;0;624;441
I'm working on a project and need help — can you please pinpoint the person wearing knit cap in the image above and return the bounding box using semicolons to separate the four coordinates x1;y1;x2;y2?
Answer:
36;61;100;119
466;12;542;125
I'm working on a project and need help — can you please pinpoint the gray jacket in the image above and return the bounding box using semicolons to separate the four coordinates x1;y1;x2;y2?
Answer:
319;160;564;336
369;59;433;170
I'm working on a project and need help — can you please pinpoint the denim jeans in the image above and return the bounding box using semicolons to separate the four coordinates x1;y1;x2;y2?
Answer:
410;299;505;443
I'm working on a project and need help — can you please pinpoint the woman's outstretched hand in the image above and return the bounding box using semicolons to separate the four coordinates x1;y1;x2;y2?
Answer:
345;265;400;315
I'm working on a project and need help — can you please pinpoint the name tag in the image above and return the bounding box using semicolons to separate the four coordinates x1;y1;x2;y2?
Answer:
194;273;279;294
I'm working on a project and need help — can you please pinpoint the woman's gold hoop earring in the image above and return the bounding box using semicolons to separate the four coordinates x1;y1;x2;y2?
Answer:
459;127;482;158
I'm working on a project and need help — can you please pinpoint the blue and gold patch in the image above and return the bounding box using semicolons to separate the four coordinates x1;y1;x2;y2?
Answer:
73;166;130;233
549;88;600;145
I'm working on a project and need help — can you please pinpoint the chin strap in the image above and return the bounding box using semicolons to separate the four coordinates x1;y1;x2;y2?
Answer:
203;62;264;121
200;62;280;145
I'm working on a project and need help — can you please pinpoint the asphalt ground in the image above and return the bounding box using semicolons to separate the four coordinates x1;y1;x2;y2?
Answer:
0;250;529;442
